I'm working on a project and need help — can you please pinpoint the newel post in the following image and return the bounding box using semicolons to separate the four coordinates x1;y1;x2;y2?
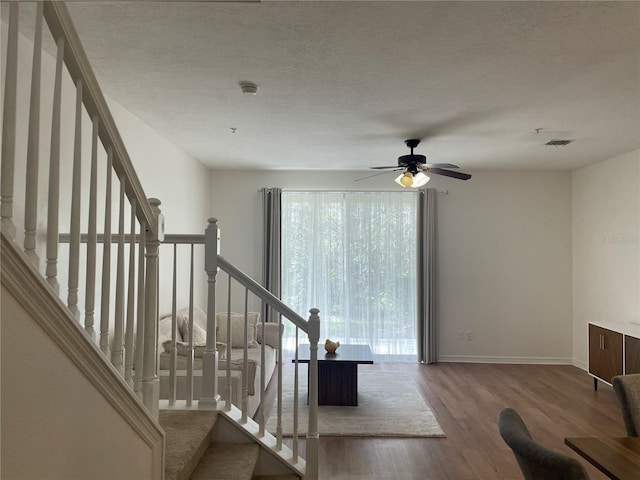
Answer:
142;198;164;418
306;307;320;480
200;218;221;408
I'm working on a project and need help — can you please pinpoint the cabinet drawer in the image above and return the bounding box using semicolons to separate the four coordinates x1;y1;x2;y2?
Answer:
589;324;623;382
626;335;640;374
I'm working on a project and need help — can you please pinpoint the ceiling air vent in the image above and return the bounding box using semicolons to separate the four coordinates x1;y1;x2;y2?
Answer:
545;139;573;146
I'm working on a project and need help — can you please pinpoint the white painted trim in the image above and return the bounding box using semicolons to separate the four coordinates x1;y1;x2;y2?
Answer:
437;355;574;365
1;231;164;456
572;359;588;371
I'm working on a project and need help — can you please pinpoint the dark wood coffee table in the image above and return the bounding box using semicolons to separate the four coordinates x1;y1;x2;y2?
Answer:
294;344;374;406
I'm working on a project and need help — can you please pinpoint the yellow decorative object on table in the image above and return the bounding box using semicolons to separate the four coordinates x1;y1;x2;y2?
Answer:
324;338;340;354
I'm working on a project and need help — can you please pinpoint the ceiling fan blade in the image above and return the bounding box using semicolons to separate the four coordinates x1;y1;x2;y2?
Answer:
427;167;472;180
425;163;459;169
355;169;401;182
369;166;400;170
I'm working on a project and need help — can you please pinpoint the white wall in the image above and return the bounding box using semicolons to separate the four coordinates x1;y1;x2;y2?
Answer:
107;100;210;314
107;100;209;236
438;170;573;363
210;169;574;362
572;149;640;369
1;286;160;480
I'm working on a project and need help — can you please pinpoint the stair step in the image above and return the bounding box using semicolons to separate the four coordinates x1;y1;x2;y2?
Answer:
159;410;218;480
190;443;259;480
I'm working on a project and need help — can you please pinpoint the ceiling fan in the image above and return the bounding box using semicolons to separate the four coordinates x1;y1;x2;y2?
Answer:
364;139;472;188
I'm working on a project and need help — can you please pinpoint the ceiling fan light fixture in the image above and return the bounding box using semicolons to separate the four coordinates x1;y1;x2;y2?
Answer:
395;172;413;187
394;171;430;188
412;171;430;187
400;172;414;186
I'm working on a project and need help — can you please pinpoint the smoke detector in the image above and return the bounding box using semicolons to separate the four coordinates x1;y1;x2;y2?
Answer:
239;81;258;95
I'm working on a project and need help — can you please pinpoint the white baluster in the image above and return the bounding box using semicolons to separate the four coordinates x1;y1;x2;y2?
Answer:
200;218;220;408
306;308;321;480
168;243;177;406
100;149;113;356
112;177;126;374
292;326;300;461
241;291;249;422
124;201;137;388
186;244;195;407
258;298;267;436
84;116;99;339
67;78;83;320
134;225;146;400
225;276;232;411
276;308;283;450
1;2;19;238
23;2;44;266
143;198;162;419
45;36;64;293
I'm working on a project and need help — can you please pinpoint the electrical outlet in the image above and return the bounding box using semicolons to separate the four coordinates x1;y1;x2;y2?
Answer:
465;330;473;341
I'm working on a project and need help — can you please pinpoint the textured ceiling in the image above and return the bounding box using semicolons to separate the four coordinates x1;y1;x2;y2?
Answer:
41;2;640;171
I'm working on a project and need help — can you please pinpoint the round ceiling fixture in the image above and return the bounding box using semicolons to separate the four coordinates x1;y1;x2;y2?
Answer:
239;81;258;95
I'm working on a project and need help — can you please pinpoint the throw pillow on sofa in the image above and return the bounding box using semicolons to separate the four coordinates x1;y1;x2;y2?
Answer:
175;307;209;342
159;307;226;359
216;312;260;348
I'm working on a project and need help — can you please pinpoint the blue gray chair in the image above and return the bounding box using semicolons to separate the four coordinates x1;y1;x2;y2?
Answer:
612;374;640;437
498;408;590;480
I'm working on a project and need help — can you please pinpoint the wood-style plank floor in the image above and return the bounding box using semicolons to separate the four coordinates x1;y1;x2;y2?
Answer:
267;362;626;480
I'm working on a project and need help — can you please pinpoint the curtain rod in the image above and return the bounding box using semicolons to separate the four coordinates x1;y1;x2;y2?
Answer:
257;188;448;194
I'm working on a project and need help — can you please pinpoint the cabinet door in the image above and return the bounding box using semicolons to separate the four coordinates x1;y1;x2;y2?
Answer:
589;324;623;382
625;335;640;374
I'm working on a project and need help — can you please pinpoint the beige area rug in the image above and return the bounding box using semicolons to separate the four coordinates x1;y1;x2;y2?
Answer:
265;368;445;437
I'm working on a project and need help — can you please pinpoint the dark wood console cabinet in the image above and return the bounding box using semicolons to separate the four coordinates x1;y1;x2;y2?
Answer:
626;335;640;375
589;322;640;390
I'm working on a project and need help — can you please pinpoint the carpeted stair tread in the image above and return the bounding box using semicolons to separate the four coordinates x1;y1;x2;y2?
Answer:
159;410;218;480
190;443;259;480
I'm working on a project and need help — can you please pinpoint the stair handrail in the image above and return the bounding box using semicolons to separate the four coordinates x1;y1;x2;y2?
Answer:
2;1;162;418
165;233;311;329
216;256;310;330
41;1;156;233
203;219;319;479
160;224;320;479
42;1;162;419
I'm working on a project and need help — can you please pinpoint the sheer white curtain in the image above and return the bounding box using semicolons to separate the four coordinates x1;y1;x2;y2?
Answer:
281;191;418;358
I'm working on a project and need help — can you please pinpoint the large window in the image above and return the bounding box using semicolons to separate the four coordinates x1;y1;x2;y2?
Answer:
281;191;418;357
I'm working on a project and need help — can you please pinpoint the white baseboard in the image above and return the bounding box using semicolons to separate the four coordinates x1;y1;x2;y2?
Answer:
572;359;588;371
437;354;574;365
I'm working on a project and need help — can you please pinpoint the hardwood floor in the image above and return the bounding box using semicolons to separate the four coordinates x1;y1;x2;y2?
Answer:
268;362;626;480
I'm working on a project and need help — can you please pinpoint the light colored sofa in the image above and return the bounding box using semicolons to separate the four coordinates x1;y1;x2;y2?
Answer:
158;308;281;417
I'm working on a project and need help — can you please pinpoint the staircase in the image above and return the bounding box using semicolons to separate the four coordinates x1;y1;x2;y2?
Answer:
160;410;300;480
1;2;319;479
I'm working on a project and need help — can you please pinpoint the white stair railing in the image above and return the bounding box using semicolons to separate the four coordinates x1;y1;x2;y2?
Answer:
1;1;161;418
2;3;319;477
156;219;320;480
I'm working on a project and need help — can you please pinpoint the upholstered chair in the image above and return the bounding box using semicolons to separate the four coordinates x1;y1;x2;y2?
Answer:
498;408;590;480
612;374;640;437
